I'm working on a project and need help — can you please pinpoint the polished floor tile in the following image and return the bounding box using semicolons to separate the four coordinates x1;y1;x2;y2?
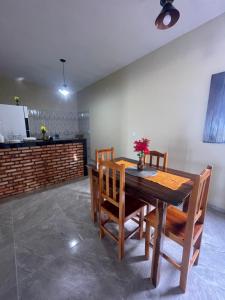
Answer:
0;203;13;248
0;244;17;297
0;178;224;300
0;285;18;300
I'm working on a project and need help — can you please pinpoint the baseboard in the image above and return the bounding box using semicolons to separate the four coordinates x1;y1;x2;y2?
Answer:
208;204;225;215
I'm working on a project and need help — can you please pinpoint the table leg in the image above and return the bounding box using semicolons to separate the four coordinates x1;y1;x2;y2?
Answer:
151;200;167;287
88;168;97;223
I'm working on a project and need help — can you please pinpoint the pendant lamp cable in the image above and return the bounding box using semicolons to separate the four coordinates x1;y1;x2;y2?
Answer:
60;58;66;87
63;62;66;86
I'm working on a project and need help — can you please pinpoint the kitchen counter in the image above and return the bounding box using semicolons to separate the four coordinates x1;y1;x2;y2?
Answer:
0;138;86;149
0;139;87;200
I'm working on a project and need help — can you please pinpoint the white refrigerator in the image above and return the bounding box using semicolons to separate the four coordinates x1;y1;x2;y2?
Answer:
0;104;28;141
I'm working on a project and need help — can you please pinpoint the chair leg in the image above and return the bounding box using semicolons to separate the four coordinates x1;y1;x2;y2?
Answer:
182;196;189;213
94;189;100;223
93;196;99;224
194;232;203;266
89;177;96;223
145;221;150;260
118;223;125;260
139;207;144;239
99;209;105;239
179;243;192;292
90;192;95;223
179;266;188;292
146;204;153;214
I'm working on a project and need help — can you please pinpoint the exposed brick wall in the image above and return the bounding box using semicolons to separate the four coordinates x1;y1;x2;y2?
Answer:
0;143;84;199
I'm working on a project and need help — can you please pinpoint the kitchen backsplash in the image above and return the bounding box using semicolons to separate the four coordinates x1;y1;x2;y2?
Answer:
28;109;78;139
78;111;90;159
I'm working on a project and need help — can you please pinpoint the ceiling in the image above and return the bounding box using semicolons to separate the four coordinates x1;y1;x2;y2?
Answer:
0;0;225;92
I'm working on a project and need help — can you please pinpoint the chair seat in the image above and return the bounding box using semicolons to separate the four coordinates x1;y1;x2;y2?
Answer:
145;205;203;245
101;194;146;221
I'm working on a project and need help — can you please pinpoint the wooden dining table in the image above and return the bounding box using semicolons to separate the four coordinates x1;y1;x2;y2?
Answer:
87;157;196;288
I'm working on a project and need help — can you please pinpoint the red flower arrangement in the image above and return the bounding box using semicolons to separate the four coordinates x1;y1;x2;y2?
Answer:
134;138;150;158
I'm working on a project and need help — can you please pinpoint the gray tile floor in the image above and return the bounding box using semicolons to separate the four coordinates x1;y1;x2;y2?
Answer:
0;178;225;300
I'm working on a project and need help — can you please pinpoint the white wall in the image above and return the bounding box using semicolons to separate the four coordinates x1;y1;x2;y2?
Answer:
0;75;78;138
78;14;225;211
0;75;77;112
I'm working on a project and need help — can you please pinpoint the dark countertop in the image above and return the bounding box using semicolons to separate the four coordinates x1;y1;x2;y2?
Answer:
0;138;86;149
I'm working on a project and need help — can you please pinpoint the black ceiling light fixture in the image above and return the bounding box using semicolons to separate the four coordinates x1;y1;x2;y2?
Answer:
155;0;180;30
58;58;70;97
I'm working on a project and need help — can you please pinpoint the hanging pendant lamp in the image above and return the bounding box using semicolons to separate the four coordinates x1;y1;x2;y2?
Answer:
58;58;70;96
155;0;180;30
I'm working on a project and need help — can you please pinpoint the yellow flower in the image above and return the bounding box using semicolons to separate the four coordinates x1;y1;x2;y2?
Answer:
13;96;21;105
40;124;47;134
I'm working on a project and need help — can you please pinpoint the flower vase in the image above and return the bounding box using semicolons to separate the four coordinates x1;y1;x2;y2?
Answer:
137;156;144;171
42;132;46;141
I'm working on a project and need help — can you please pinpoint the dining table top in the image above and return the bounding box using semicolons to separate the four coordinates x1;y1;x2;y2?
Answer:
87;157;197;206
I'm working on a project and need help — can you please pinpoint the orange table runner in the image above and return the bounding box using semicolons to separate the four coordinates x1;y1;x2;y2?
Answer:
116;160;136;169
116;159;190;190
145;171;190;191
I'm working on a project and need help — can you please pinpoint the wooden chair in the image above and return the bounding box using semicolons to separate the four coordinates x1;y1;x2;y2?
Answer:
99;160;146;260
141;150;168;213
95;147;115;169
89;166;100;223
89;147;115;223
144;150;168;169
145;166;212;292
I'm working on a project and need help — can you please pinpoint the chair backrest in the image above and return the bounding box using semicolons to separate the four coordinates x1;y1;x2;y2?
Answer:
99;160;125;218
191;166;212;223
186;166;212;239
145;150;168;169
95;147;115;169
